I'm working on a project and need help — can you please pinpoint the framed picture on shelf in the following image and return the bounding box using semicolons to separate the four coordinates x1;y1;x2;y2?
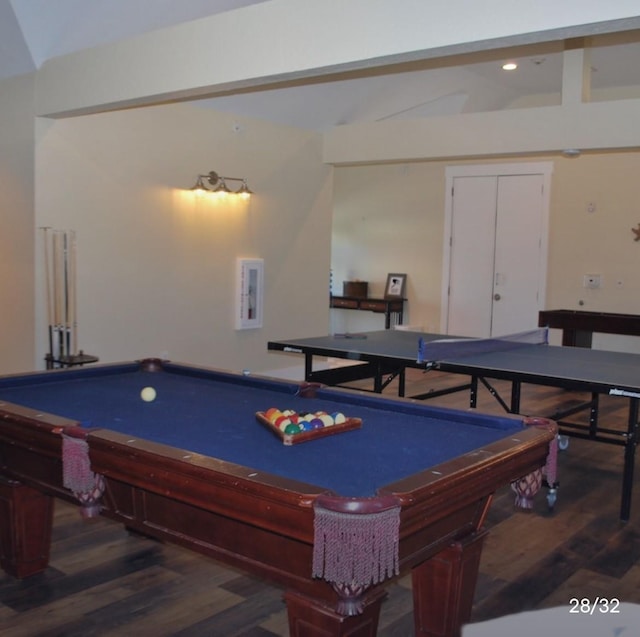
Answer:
384;273;407;299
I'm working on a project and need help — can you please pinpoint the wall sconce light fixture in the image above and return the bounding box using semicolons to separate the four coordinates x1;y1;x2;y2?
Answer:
191;171;253;199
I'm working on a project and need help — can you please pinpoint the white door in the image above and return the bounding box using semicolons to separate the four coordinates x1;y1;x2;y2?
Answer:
446;176;497;337
491;174;545;335
443;163;551;338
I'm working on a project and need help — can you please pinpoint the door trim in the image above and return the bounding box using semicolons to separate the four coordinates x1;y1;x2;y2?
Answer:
441;162;553;334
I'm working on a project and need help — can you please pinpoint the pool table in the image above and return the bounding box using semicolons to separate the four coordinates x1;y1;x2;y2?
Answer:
0;360;556;637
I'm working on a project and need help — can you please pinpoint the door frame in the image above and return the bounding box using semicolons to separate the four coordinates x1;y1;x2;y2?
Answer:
441;162;553;334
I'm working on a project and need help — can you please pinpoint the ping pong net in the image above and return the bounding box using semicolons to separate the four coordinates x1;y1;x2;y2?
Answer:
417;327;549;365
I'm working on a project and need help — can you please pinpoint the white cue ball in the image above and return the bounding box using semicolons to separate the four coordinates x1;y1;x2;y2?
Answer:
140;386;157;402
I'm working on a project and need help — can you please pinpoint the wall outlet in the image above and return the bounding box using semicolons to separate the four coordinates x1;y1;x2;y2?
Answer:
583;274;601;289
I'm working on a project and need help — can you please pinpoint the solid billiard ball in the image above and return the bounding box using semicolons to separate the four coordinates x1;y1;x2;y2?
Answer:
265;408;281;423
140;387;157;402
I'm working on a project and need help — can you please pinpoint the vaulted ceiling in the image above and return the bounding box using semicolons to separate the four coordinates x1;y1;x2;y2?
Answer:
2;0;639;131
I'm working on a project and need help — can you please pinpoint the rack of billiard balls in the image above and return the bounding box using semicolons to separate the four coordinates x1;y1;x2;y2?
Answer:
256;408;362;445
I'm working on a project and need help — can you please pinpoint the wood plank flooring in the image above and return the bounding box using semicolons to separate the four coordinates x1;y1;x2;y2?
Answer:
1;369;639;635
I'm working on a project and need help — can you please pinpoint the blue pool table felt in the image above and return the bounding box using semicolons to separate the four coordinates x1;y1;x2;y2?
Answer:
0;365;525;497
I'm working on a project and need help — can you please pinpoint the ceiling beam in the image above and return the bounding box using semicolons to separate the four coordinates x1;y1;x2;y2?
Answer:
34;0;640;118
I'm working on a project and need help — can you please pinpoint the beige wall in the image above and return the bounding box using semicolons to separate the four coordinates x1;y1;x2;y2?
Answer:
0;73;35;373
3;4;640;376
331;152;640;350
32;103;332;373
331;163;446;333
547;151;640;351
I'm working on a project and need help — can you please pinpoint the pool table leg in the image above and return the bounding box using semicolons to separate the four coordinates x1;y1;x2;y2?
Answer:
284;587;387;637
0;477;54;578
412;530;488;637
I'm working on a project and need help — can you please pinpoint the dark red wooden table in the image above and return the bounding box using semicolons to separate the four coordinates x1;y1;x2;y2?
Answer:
0;360;554;637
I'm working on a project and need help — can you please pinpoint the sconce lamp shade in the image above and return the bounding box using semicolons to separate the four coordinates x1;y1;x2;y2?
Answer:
191;175;208;192
236;180;253;199
214;179;232;194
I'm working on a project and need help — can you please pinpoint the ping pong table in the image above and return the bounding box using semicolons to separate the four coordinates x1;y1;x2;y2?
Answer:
268;328;640;521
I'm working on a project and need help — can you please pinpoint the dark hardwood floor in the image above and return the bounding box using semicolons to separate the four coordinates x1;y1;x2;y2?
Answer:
1;368;639;636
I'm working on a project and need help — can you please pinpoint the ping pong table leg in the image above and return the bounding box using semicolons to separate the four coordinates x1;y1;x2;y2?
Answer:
620;398;639;522
304;353;313;381
469;377;478;408
510;381;522;413
589;393;599;436
372;362;405;396
373;362;383;394
472;377;519;414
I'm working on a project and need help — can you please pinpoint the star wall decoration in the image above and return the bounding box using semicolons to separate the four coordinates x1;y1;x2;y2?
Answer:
633;223;640;242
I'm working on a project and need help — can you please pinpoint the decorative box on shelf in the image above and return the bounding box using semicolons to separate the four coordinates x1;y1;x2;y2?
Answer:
342;281;368;298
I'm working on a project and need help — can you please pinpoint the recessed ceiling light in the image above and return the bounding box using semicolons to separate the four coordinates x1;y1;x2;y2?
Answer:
502;62;518;71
